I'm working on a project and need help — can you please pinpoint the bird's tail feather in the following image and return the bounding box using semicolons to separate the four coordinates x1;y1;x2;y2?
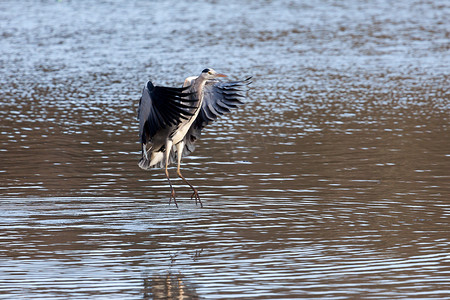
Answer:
138;151;167;170
138;157;151;170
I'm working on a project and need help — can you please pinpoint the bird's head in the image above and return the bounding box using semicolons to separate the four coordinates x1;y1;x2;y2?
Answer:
200;68;227;79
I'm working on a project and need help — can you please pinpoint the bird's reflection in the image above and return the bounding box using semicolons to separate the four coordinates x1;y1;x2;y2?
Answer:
143;249;203;299
143;271;199;300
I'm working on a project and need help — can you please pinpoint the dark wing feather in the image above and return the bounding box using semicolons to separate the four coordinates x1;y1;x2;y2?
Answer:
197;76;252;128
138;81;197;144
182;76;252;156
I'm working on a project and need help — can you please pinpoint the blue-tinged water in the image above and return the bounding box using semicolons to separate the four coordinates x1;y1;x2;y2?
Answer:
0;0;449;299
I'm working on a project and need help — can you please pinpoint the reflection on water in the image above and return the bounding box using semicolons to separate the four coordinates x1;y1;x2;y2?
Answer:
0;0;449;299
145;271;199;300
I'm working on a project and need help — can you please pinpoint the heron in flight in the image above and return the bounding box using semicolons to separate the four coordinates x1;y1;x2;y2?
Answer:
138;68;251;208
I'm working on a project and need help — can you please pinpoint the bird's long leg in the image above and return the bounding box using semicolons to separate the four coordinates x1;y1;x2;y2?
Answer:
164;139;177;208
176;141;202;208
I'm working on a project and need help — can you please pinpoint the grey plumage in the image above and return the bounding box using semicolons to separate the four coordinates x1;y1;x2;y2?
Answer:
182;77;252;158
137;68;252;207
138;82;197;169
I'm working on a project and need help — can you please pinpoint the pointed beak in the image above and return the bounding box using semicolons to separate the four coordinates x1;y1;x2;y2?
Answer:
216;73;227;77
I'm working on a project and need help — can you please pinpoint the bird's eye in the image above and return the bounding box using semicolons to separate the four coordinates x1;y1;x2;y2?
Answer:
208;71;212;75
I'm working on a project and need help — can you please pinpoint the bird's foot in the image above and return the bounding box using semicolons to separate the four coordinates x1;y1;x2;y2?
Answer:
169;189;178;208
190;190;202;208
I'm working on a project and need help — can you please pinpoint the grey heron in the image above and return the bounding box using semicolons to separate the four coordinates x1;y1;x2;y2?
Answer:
138;68;251;208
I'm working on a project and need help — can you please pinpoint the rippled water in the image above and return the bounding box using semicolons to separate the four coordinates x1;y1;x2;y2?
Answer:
1;0;449;299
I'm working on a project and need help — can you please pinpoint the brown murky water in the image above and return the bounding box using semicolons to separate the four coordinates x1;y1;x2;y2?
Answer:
1;0;449;299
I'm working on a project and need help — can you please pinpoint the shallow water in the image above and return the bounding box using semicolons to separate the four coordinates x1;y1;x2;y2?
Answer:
0;0;449;299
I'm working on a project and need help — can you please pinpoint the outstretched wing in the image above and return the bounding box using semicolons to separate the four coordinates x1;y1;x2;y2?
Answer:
182;76;252;156
138;81;197;144
197;76;252;128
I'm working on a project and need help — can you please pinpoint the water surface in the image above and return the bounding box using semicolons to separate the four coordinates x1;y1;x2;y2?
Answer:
0;0;449;299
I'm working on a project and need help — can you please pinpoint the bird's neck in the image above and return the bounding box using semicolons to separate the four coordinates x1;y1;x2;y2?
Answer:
193;76;208;102
193;76;207;91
